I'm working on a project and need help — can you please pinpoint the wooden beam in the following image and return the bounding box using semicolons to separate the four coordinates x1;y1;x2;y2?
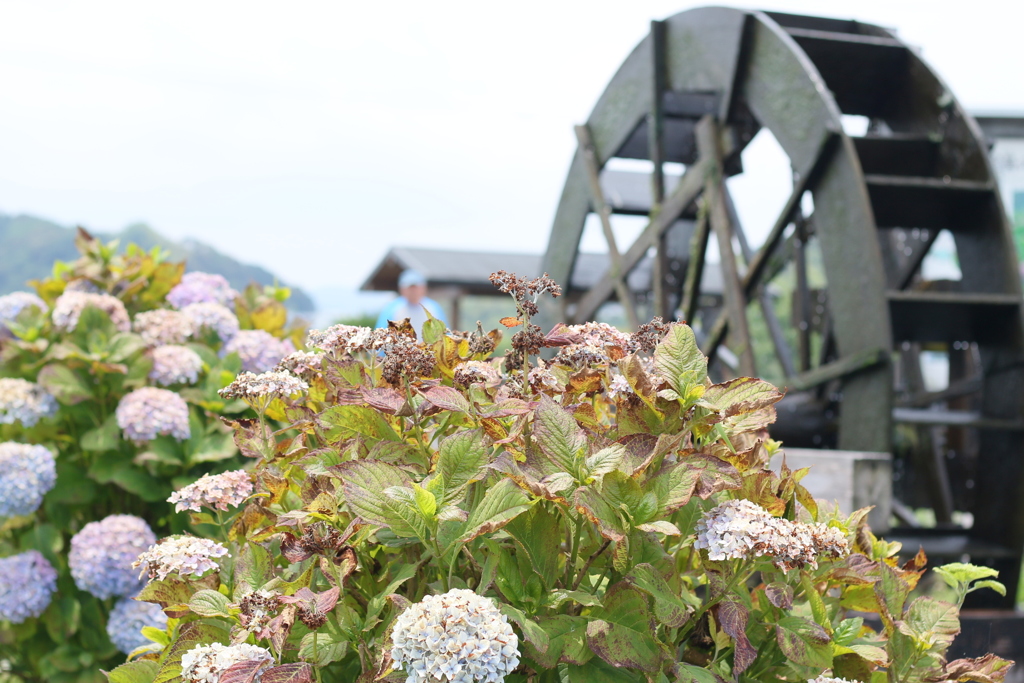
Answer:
574;123;640;329
784;347;889;392
695;116;755;377
572;156;708;324
681;209;710;324
894;228;941;290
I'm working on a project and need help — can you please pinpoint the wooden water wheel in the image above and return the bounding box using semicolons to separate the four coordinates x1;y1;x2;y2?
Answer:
540;8;1024;607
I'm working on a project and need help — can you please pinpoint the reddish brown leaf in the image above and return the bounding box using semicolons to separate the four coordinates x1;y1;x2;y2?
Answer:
220;660;269;683
260;663;314;683
716;598;756;675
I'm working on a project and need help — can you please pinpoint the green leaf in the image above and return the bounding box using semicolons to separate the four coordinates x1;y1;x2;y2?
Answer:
234;543;273;599
533;394;585;475
319;405;401;443
776;616;832;669
411;483;437;518
499;603;549;654
422;313;446;345
299;630;348;666
701;376;783;416
107;332;146;363
933;562;1000;588
583;445;626;483
37;363;93;404
80;414;121;452
566;658;641;683
833;617;864;646
458;478;533;543
525;615;591;668
188;590;231;618
382;487;431;540
899;597;959;648
109;465;169;502
433;429;490;505
653;325;707;395
333;461;419;536
972;579;1007;596
104;660;158;683
47;461;97;504
675;663;719;683
624;563;696;626
506;506;562;589
586;582;664;672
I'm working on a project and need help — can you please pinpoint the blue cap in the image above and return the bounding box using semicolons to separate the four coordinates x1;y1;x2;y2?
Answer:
398;270;426;288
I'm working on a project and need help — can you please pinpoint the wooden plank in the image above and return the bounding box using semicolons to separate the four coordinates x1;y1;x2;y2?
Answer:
695;116;755;377
572;156;707;323
574;124;640;329
784;346;888;392
893;407;1024;431
794;211;812;372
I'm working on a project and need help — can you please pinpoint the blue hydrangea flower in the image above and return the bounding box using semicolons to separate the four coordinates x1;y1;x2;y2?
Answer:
0;291;46;338
221;330;295;374
115;387;191;442
107;594;168;654
167;272;238;309
0;442;57;517
69;515;155;599
0;378;58;427
0;550;58;623
148;345;203;386
181;302;240;343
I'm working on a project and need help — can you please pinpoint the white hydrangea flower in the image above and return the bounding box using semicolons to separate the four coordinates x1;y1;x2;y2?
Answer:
133;536;229;581
149;345;204;386
168;470;253;512
306;324;373;355
133;309;196;346
695;499;849;572
808;677;861;683
52;291;131;332
391;588;520;683
218;370;308;400
607;373;632;399
276;350;323;376
0;378;58;427
180;642;273;683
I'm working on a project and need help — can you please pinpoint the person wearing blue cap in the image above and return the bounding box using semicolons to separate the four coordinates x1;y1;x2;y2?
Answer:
375;270;448;336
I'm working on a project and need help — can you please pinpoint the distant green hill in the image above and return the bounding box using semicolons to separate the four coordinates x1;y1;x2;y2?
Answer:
0;214;315;312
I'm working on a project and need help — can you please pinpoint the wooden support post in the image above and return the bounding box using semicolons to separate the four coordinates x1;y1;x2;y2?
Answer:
649;19;668;320
574;123;641;330
572;156;708;324
724;184;797;379
695;116;755;377
794;208;813;373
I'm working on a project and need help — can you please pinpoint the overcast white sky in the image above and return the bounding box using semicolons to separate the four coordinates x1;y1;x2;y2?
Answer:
0;0;1020;293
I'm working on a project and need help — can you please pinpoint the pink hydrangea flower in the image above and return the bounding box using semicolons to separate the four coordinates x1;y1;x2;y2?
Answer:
115;387;190;441
168;470;254;512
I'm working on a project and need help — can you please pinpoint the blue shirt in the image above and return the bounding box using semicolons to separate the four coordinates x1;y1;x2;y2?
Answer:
375;296;448;337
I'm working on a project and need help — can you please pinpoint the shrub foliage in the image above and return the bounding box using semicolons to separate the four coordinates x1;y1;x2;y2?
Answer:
0;230;302;682
100;272;1011;683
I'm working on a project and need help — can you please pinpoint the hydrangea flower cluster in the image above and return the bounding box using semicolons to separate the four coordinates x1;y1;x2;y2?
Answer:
238;589;279;635
0;291;46;337
133;309;196;346
115;387;191;441
307;324;373;355
168;469;254;512
51;291;131;333
453;361;501;388
808;677;859;683
695;499;849;572
0;550;58;623
106;594;169;654
218;370;308;401
180;643;273;683
149;345;204;386
167;272;239;309
69;514;155;599
391;588;520;683
133;535;229;581
221;329;295;374
0;378;58;427
182;302;240;342
0;442;56;516
276;350;323;376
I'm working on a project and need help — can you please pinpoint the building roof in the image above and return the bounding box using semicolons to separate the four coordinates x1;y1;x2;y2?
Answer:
360;246;722;297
